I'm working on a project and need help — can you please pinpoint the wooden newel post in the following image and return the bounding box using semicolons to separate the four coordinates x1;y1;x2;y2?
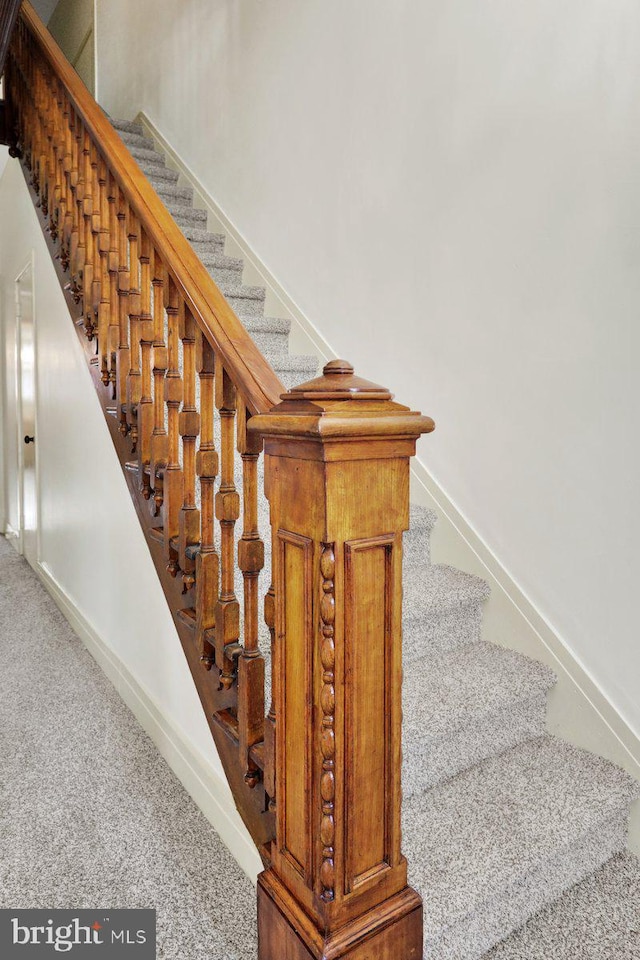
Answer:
249;360;435;960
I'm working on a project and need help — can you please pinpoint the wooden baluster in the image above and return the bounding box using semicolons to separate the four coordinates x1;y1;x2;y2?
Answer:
178;307;200;594
96;157;111;385
81;128;94;338
116;190;130;430
195;330;217;669
137;232;154;500
45;74;57;223
60;94;74;271
237;399;265;785
149;253;168;516
107;171;119;396
126;212;142;451
71;118;86;304
251;360;434;960
66;111;81;297
214;360;240;689
88;141;102;340
49;78;63;241
162;278;184;570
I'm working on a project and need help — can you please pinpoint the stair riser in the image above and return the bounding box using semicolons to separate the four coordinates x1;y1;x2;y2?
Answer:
172;208;208;226
138;164;179;183
119;131;156;151
152;184;194;204
189;238;226;257
404;603;483;661
206;265;244;288
111;120;144;137
227;295;266;321
128;146;165;165
403;524;433;567
403;694;548;798
420;810;630;960
249;330;290;356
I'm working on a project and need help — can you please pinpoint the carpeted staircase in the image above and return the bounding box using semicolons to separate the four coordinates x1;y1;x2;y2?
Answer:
107;116;640;958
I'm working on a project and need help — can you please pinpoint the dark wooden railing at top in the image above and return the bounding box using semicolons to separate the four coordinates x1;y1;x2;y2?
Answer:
6;5;435;958
0;0;21;77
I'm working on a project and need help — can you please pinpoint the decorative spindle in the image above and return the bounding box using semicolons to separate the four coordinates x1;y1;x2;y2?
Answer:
214;360;240;690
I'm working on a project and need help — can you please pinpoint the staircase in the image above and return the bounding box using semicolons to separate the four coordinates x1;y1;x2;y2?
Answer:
3;4;639;958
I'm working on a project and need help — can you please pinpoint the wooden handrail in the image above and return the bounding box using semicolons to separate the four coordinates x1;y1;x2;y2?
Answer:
19;0;283;416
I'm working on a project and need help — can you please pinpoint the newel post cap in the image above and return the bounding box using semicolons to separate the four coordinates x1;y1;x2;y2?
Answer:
248;359;435;442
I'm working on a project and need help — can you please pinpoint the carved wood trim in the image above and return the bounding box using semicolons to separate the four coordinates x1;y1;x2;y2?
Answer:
319;542;336;903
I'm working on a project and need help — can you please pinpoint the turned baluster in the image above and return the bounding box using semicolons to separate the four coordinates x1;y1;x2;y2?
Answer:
214;360;240;689
237;398;265;786
149;253;168;516
137;233;155;500
194;330;217;669
60;95;73;271
71;118;86;303
126;212;142;451
178;308;200;593
81;128;95;338
66;113;82;298
114;190;131;431
96;157;111;385
88;141;101;338
44;74;58;228
162;278;184;570
106;171;119;395
48;78;63;241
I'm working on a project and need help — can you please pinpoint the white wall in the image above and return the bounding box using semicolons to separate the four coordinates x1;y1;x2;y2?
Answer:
95;0;640;746
0;157;259;876
48;0;95;94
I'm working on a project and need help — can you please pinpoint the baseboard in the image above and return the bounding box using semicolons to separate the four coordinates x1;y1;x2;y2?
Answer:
136;110;640;855
36;559;264;883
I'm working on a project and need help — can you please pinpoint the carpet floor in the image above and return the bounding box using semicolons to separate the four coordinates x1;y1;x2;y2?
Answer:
0;537;257;960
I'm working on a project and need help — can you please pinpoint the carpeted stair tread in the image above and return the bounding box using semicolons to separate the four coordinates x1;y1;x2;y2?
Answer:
125;143;167;166
167;203;207;224
404;563;490;617
243;315;291;335
197;249;245;272
185;229;226;248
404;735;640;959
117;130;156;151
110;117;144;137
137;162;180;183
484;851;640;958
264;352;318;372
404;642;555;745
409;502;438;533
402;642;555;795
150;180;194;204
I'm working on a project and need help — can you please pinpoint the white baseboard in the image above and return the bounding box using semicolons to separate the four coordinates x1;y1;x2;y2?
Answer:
36;559;263;884
136;110;640;854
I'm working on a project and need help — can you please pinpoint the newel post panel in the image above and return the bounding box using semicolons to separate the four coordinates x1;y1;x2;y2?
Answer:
249;360;434;960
